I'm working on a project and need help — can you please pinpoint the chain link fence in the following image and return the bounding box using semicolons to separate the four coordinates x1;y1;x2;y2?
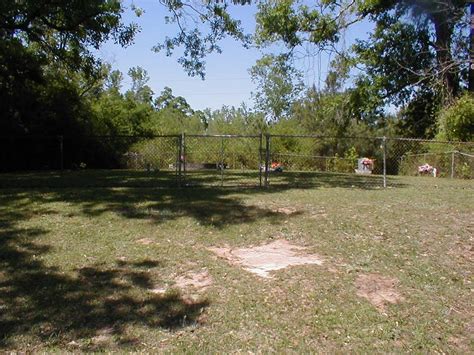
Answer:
387;138;474;179
267;135;384;188
183;135;263;187
0;134;473;188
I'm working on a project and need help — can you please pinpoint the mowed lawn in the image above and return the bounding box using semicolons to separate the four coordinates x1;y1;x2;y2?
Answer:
0;174;472;352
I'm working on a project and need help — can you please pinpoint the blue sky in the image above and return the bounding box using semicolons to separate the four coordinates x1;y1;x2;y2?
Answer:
96;1;374;111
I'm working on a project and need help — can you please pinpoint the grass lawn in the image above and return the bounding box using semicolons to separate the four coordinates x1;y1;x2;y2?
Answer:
0;173;472;352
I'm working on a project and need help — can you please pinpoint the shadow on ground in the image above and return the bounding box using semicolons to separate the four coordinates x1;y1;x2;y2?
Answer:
0;170;405;350
0;181;310;350
0;169;405;189
0;206;208;350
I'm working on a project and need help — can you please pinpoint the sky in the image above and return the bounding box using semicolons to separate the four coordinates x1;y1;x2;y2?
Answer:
96;0;374;111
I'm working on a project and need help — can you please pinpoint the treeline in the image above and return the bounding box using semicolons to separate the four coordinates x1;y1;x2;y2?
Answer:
1;60;473;171
1;0;473;171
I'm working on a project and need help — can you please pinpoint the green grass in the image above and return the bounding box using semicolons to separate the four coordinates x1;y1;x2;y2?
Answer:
0;172;472;352
0;168;387;188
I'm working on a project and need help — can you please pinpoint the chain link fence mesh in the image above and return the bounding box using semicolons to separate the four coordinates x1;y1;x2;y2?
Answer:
0;135;472;188
184;135;262;187
267;135;384;188
387;138;474;179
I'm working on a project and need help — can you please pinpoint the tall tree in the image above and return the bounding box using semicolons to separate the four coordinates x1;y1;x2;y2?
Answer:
127;66;154;104
250;54;303;121
253;0;469;136
0;0;138;134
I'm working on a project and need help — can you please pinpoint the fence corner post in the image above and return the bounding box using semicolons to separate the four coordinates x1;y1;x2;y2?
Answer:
382;136;387;188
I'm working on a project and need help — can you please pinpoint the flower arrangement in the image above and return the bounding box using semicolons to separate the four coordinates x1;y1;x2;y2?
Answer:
418;163;437;177
361;158;374;169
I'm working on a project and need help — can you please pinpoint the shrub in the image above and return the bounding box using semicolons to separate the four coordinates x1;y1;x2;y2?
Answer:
437;93;474;142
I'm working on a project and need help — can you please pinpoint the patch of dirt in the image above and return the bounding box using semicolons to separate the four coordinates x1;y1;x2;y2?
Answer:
175;269;213;292
135;238;155;245
273;207;299;215
151;269;213;295
91;327;114;345
209;239;324;278
355;273;404;312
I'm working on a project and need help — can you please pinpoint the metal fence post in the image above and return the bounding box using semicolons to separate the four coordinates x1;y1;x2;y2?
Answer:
382;136;387;188
220;136;225;187
451;151;455;178
265;134;271;187
182;133;186;185
259;134;263;187
177;134;182;187
58;135;64;172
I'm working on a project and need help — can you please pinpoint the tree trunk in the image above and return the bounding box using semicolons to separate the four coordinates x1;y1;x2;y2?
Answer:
432;14;458;103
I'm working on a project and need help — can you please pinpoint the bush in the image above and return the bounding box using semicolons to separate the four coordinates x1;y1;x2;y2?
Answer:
437;93;474;142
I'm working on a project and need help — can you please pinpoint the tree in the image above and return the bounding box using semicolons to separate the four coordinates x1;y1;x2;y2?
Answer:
0;0;138;134
250;54;303;121
292;86;353;137
154;87;194;116
127;67;154;104
0;0;137;75
154;0;252;78
253;0;469;136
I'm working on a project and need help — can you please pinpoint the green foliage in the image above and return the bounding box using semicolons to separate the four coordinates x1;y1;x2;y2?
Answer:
292;88;354;136
0;0;137;138
128;67;154;103
253;0;468;137
255;0;339;49
0;0;137;76
398;152;473;179
437;93;474;142
396;89;441;139
332;146;358;174
154;1;251;78
250;54;303;121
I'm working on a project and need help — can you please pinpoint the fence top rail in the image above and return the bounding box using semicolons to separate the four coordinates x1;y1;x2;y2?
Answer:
269;134;381;139
185;134;261;138
1;134;472;145
80;134;182;139
385;137;474;145
269;134;474;145
0;134;182;139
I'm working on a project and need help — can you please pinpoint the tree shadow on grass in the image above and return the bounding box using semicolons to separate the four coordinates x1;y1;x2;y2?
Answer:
16;187;302;228
0;169;407;189
0;171;398;350
0;220;209;351
0;183;311;350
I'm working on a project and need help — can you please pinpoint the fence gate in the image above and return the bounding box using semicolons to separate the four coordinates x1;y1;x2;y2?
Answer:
183;135;263;187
